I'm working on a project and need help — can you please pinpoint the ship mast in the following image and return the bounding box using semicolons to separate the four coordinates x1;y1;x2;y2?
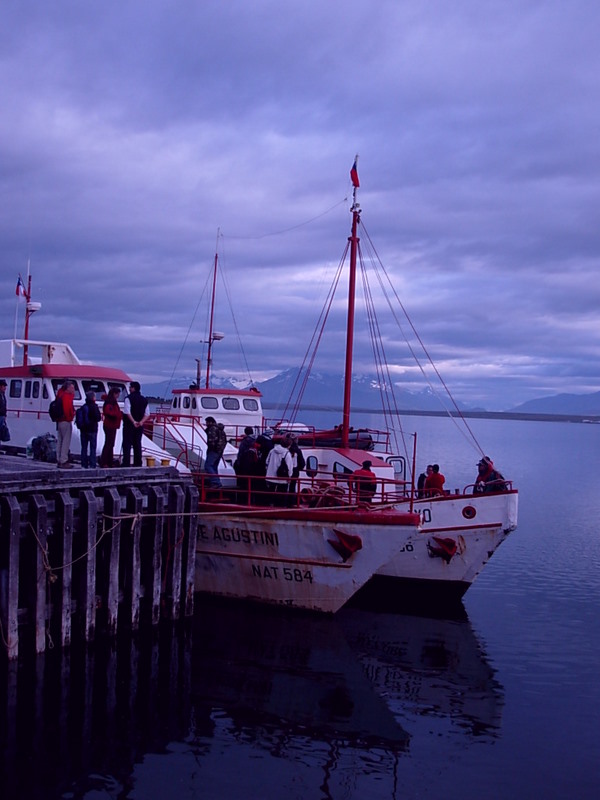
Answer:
341;156;360;448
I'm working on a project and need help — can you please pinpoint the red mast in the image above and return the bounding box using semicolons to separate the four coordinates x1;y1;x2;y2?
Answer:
205;231;220;389
341;157;360;448
22;274;33;367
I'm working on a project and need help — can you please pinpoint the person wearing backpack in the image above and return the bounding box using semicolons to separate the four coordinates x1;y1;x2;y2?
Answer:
78;391;102;468
265;440;293;506
204;416;227;488
55;381;76;468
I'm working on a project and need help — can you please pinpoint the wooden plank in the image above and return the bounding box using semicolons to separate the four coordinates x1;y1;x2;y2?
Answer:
0;495;21;660
167;485;185;620
126;487;143;630
183;484;199;617
79;490;98;642
103;488;122;637
56;492;74;647
147;486;165;625
30;494;48;654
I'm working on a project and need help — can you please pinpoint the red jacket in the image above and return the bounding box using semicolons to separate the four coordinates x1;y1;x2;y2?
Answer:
424;472;445;495
102;399;123;430
57;388;75;422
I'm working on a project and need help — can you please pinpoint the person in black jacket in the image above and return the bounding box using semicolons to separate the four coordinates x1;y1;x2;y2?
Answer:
78;391;102;468
122;381;149;467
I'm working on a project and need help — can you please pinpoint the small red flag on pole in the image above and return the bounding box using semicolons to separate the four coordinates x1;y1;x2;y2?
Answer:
350;156;360;188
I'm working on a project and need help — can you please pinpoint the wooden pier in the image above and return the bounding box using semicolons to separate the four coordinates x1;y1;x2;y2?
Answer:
0;456;199;660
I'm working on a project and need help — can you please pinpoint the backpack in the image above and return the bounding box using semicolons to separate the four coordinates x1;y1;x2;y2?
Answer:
48;396;63;422
75;405;88;431
276;456;290;478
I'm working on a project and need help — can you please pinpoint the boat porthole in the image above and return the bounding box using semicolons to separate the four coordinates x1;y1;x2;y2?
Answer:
462;505;476;520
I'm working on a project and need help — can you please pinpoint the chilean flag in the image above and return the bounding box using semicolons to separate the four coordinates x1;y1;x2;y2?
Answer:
15;275;26;298
350;157;360;188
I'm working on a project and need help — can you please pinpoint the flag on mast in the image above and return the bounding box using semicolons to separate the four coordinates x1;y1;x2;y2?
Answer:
15;275;27;298
350;156;360;188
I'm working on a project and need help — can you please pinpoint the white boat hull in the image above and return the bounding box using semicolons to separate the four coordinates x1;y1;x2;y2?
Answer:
194;506;421;613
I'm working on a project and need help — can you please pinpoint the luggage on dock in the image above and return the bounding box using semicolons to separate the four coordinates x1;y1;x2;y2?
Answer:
31;433;58;462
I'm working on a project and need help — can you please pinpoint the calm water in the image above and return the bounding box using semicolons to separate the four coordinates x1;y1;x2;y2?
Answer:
1;416;599;799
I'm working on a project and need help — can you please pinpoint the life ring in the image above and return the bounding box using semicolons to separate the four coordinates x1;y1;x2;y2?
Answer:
462;505;476;520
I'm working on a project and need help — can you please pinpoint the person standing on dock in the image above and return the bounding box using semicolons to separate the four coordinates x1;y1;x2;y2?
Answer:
0;378;10;444
77;391;102;468
99;387;122;467
56;381;76;468
122;381;149;467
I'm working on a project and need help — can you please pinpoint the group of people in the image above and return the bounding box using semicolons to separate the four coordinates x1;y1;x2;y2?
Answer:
52;380;148;468
417;456;506;496
222;426;306;506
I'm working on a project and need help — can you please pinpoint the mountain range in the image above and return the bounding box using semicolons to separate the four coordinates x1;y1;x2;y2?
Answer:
143;369;600;416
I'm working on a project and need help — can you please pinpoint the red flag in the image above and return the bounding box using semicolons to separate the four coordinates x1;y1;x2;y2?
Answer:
350;157;360;188
15;275;26;298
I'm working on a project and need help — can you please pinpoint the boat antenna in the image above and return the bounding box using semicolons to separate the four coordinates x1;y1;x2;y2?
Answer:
205;228;220;388
341;156;361;447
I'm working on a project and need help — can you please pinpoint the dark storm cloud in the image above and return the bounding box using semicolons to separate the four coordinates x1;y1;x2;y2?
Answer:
1;1;600;410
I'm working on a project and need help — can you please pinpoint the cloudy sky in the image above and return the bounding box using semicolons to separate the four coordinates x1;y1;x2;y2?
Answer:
2;1;599;411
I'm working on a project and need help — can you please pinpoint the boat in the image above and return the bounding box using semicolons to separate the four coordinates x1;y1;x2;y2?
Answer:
0;276;183;469
159;162;517;609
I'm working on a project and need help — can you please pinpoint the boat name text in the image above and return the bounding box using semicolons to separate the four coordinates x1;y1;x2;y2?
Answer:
198;524;279;547
251;565;314;583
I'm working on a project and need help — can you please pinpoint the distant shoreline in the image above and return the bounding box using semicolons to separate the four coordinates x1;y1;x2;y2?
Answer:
262;403;600;424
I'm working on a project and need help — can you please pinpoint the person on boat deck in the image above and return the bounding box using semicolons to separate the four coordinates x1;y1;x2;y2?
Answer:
122;381;149;467
235;426;259;497
474;456;507;493
417;465;433;498
285;434;306;497
204;416;228;488
265;440;293;507
99;387;122;467
424;463;445;496
0;379;9;444
351;460;377;504
79;391;102;469
55;381;76;468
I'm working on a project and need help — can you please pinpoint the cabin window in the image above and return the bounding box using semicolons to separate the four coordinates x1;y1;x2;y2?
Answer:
32;381;40;398
42;385;49;399
243;398;259;411
172;397;179;409
107;382;127;395
222;397;240;410
200;397;218;410
334;462;353;476
51;379;81;400
82;380;107;395
25;380;32;399
183;396;191;409
9;380;22;398
305;455;319;478
192;398;197;409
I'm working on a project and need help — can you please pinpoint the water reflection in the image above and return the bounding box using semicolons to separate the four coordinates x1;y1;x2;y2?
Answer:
0;601;503;799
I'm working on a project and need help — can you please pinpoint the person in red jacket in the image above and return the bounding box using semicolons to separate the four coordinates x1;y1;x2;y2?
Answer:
99;387;123;467
423;463;445;496
351;460;377;504
55;381;76;468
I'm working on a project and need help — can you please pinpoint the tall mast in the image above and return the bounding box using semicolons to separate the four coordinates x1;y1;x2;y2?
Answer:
341;156;361;448
205;230;220;389
22;274;33;367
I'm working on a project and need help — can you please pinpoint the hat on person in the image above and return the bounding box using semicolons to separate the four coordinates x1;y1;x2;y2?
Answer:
362;460;372;469
205;416;216;424
478;455;493;466
0;379;7;386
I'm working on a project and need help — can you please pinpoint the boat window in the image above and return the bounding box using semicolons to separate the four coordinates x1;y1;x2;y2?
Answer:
82;380;107;395
25;380;32;399
183;397;191;409
334;462;353;476
192;398;197;409
43;385;49;399
51;379;82;400
172;397;179;409
305;455;319;478
243;399;259;411
107;382;127;395
9;380;22;398
200;397;218;410
32;382;40;399
222;397;240;410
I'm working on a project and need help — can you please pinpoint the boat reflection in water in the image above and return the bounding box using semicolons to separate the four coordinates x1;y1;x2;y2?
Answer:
0;602;503;798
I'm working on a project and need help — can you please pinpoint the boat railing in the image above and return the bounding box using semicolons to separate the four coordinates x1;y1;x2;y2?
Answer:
192;467;413;509
463;480;514;495
144;413;208;470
